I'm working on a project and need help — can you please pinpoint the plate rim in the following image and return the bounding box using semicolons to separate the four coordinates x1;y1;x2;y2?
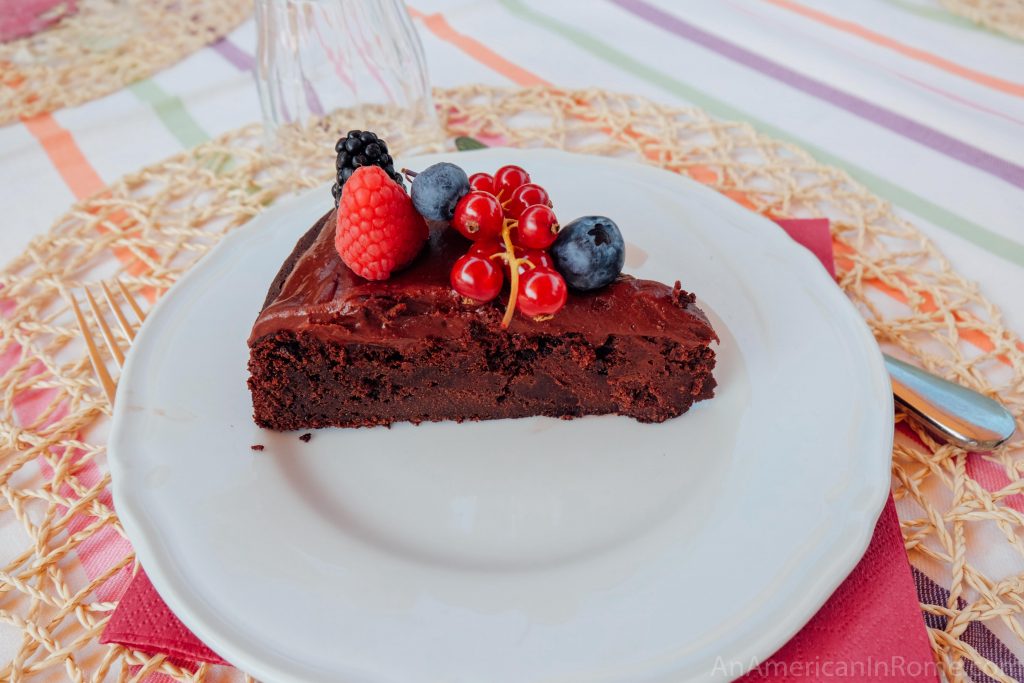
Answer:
109;147;893;683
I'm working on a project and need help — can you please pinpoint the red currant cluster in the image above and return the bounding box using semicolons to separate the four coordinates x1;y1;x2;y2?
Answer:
448;165;567;327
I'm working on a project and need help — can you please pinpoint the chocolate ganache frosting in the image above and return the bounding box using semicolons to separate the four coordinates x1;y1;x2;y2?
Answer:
249;210;718;350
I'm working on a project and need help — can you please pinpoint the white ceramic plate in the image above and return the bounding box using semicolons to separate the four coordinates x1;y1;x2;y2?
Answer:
109;149;892;683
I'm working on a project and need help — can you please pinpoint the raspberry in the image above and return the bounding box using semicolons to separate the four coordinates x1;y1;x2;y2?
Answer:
335;166;427;280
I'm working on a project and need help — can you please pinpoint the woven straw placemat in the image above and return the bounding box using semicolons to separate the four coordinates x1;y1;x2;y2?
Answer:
2;84;1022;681
0;0;252;125
942;0;1024;40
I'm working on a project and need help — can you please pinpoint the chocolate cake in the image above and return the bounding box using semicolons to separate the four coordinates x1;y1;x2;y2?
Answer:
247;209;718;430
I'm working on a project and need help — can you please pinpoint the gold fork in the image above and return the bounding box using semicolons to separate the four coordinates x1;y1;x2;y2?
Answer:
66;280;147;405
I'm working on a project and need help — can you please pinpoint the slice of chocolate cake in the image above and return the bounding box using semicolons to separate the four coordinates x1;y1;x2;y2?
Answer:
247;209;718;430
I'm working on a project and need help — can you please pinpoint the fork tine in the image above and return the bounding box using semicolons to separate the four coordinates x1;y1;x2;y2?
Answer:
101;281;136;342
67;292;117;405
84;286;126;368
115;279;147;324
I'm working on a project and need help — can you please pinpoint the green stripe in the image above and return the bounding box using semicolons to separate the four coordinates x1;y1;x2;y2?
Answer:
129;80;210;148
497;0;1024;267
880;0;1022;44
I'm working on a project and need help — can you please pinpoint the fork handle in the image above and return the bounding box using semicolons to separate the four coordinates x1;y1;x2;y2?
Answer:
884;354;1015;451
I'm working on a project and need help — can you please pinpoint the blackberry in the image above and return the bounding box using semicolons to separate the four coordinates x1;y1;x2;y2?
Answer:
331;130;405;205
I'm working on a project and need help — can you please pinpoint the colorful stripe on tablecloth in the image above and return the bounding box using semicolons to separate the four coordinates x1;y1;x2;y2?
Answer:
4;2;1024;680
758;0;1024;96
610;0;1024;189
916;568;1024;683
491;0;1024;267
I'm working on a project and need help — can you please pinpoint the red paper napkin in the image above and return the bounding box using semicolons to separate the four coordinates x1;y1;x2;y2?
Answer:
102;218;935;680
100;567;228;666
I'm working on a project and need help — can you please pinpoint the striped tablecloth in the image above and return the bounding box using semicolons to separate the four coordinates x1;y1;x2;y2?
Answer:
2;0;1023;677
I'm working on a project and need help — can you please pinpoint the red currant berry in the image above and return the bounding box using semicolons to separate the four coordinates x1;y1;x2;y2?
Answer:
517;267;567;317
468;238;505;260
506;183;551;219
468;172;495;194
515;204;560;249
512;248;552;278
502;247;553;276
493;165;530;199
451;254;504;302
520;249;554;273
452;191;504;241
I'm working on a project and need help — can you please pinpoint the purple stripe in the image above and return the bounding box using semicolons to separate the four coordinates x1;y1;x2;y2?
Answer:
302;76;326;116
913;568;1024;682
609;0;1024;191
211;37;255;72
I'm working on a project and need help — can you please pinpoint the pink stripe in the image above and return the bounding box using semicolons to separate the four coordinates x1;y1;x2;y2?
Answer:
966;456;1024;515
2;296;152;671
897;422;1024;515
896;72;1024;128
4;328;134;603
21;393;134;601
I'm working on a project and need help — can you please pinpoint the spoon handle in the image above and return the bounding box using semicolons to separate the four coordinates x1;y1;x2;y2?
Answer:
884;354;1015;451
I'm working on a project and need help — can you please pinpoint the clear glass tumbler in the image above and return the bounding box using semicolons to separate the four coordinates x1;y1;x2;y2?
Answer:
255;0;437;152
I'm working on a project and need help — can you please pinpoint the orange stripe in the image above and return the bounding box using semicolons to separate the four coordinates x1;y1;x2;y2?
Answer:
833;242;1024;361
407;7;551;87
22;114;160;302
761;0;1024;97
21;114;105;200
1;61;26;89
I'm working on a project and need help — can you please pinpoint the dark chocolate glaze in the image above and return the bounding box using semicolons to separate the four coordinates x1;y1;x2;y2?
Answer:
249;210;718;350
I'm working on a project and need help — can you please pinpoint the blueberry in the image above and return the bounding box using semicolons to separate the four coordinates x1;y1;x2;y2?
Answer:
550;216;625;291
410;162;470;222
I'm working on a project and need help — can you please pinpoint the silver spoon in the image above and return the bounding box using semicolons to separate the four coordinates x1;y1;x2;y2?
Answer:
884;354;1015;451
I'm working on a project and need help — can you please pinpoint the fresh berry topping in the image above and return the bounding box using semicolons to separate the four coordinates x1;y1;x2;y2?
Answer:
517;267;567;318
519;248;554;274
493;165;530;198
452;191;504;241
514;204;560;249
468;238;506;260
550;215;625;291
447;165;570;325
331;130;404;205
410;162;470;221
335;166;427;280
468;172;495;194
487;244;553;276
450;254;504;302
495;246;552;276
506;183;551;219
